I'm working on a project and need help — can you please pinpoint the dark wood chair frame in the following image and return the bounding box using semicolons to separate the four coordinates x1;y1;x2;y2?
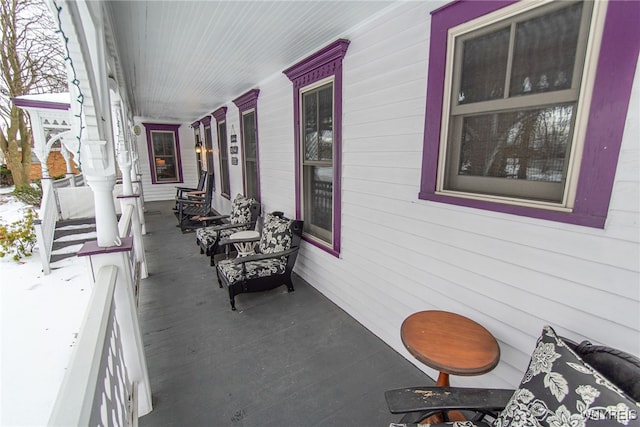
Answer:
216;218;303;311
174;173;215;232
173;170;207;211
385;337;640;426
195;199;261;266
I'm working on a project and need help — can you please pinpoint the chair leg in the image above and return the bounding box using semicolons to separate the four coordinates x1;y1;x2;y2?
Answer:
228;286;236;310
286;277;295;293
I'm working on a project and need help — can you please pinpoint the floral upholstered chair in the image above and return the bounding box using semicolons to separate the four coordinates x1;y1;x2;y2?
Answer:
194;194;260;265
216;213;303;310
385;325;640;427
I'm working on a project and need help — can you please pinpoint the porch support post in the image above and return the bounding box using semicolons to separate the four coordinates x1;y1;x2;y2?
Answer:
77;241;152;417
86;173;120;247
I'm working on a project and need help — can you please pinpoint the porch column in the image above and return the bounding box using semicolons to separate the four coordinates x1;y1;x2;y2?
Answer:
81;140;120;247
60;146;76;185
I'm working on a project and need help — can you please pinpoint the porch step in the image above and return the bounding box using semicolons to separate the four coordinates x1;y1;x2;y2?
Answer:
49;218;97;267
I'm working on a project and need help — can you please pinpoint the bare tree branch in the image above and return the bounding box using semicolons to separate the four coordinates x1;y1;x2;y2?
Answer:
0;0;67;186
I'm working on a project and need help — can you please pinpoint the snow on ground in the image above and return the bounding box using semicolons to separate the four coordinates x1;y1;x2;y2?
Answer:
0;187;91;426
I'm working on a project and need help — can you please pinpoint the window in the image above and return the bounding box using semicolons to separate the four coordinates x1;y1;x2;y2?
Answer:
191;121;203;176
419;0;638;228
213;107;231;199
233;89;261;200
284;39;349;256
200;116;216;190
143;123;182;184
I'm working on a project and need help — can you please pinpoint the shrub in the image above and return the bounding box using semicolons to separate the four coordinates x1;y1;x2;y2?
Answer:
0;165;13;187
12;181;42;207
0;209;38;261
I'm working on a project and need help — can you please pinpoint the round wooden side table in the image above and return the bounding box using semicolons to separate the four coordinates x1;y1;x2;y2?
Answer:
401;310;500;387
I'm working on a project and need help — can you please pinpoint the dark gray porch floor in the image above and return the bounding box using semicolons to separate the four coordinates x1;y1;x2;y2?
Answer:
138;200;433;426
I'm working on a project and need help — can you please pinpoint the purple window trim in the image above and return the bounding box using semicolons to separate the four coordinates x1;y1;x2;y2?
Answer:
143;123;183;185
284;39;350;257
190;120;200;128
233;89;261;201
200;115;212;127
212;107;231;199
418;0;640;229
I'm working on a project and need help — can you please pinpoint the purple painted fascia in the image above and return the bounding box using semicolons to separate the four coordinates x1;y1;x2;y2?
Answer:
212;107;227;122
11;97;70;111
284;39;350;257
200;115;212;127
233;89;260;111
418;0;640;229
233;89;261;200
142;122;184;185
190;120;201;128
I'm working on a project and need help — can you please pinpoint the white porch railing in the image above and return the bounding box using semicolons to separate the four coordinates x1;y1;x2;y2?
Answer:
47;202;151;425
34;180;59;275
48;265;138;426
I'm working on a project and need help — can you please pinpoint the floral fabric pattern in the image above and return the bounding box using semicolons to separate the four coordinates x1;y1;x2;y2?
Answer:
229;194;256;225
195;194;257;248
258;214;293;254
217;258;286;285
493;326;639;427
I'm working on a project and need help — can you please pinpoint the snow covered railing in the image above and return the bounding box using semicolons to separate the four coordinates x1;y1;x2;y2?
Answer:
34;180;58;274
48;266;138;426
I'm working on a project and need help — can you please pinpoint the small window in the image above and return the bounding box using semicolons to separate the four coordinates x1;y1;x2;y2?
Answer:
284;39;349;256
213;107;231;199
419;0;638;228
233;89;261;200
143;123;182;184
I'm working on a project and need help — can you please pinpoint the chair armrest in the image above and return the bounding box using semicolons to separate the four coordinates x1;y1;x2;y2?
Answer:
385;387;514;414
230;247;298;264
175;186;198;191
197;214;230;223
219;233;260;246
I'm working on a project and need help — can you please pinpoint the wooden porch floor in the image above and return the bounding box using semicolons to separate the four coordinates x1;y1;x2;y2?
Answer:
138;200;433;426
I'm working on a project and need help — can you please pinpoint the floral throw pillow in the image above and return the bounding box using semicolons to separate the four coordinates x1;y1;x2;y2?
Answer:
494;326;639;427
258;213;293;254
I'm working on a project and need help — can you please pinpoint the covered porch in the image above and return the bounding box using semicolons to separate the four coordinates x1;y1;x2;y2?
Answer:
138;200;432;426
26;0;639;424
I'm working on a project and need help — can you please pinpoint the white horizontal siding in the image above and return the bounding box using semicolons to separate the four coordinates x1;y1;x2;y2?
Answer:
294;1;640;389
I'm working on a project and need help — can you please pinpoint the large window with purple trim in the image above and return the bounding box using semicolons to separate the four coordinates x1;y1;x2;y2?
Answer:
233;89;261;200
284;39;349;256
143;123;182;184
419;0;638;228
213;107;231;199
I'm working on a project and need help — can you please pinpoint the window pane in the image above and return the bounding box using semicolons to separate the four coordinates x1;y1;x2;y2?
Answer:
510;3;583;97
457;104;574;184
152;132;178;181
243;112;257;158
303;165;332;242
242;111;259;199
218;122;230;196
303;83;333;161
245;160;259;200
459;27;510;104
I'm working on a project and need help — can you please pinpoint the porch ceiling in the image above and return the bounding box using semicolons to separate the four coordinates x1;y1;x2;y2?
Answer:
105;1;396;123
